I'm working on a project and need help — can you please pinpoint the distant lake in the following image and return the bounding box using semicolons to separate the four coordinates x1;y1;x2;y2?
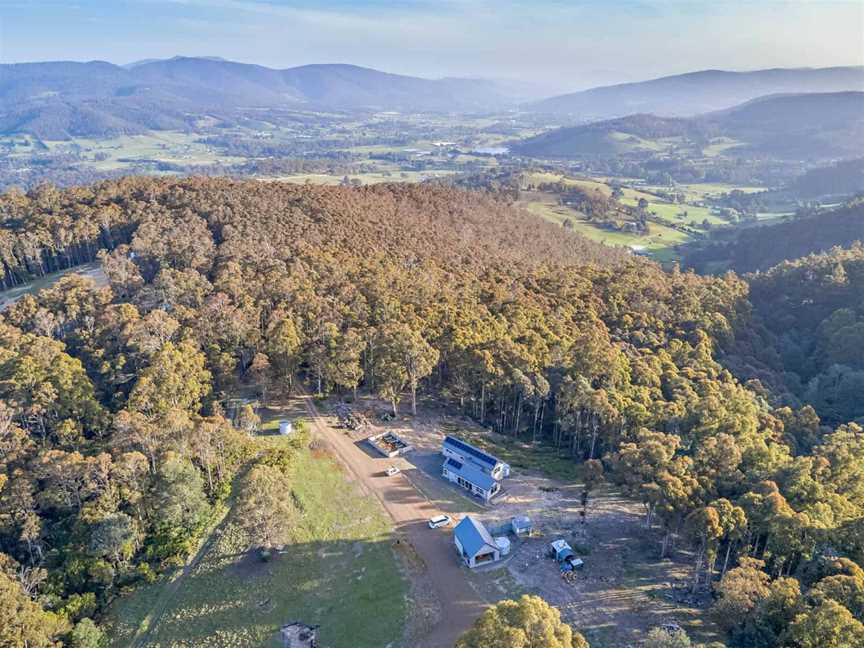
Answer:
471;146;509;155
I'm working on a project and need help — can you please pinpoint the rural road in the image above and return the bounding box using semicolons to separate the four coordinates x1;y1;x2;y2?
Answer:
299;391;486;648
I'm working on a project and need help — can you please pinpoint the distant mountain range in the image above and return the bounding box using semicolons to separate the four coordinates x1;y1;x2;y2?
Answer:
2;58;864;141
528;66;864;118
513;91;864;161
0;57;514;139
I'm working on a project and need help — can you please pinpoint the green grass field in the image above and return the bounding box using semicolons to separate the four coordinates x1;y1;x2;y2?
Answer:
270;169;455;186
517;173;782;262
701;137;746;157
659;182;767;202
2;133;45;156
0;262;107;312
105;441;407;648
520;193;688;262
523;173;658;203
43;132;244;171
621;199;726;227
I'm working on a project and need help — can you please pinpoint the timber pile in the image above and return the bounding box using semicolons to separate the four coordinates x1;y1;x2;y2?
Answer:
334;403;368;431
562;571;579;585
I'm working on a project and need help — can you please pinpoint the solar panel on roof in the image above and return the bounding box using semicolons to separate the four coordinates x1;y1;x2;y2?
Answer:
443;436;498;468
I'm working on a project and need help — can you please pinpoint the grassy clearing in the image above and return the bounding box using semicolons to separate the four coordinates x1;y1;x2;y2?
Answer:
666;182;767;201
0;262;107;312
269;170;455;185
623;200;726;227
518;173;768;262
105;441;407;648
701;137;745;157
522;173;662;204
43;132;243;171
520;197;687;262
2;133;44;156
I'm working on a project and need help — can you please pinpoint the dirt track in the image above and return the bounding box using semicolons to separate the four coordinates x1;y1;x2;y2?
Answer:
299;391;485;648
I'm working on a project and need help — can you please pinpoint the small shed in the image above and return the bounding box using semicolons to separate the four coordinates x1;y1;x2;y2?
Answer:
549;539;583;571
453;516;501;568
494;536;511;556
279;420;293;435
511;515;533;536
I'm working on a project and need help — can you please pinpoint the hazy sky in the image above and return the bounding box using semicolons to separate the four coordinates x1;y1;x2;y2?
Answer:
1;0;863;92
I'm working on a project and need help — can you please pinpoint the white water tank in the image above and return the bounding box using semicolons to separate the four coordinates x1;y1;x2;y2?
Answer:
279;420;293;435
495;536;511;556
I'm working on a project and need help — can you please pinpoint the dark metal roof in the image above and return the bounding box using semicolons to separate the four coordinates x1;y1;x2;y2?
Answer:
454;516;497;558
511;515;532;530
443;435;501;470
444;457;496;491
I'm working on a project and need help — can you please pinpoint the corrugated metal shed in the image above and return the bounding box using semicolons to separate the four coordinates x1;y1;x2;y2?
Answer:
454;516;498;558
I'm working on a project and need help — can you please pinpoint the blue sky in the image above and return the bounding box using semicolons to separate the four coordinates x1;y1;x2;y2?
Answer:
1;1;862;91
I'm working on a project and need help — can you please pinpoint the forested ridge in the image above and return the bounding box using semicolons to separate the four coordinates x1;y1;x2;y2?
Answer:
684;197;864;273
729;243;864;425
0;178;862;647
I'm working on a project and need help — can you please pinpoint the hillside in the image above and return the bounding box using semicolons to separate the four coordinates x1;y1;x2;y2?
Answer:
684;199;864;273
513;92;864;161
529;66;864;118
714;91;864;159
789;158;864;198
4;177;864;648
0;57;514;138
740;243;864;423
511;114;702;158
0;178;626;290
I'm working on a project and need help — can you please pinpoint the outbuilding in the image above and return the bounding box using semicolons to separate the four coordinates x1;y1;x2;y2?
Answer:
494;536;511;556
510;515;533;536
453;516;501;568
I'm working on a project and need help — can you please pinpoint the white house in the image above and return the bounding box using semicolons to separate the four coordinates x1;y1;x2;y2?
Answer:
441;435;510;502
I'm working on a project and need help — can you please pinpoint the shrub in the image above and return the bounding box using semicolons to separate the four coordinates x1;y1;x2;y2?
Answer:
68;618;106;648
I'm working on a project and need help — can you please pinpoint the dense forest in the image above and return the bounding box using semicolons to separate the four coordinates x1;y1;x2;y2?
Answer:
728;243;864;425
0;178;863;647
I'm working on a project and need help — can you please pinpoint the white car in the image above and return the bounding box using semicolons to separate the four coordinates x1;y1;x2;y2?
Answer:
428;515;451;529
385;465;400;477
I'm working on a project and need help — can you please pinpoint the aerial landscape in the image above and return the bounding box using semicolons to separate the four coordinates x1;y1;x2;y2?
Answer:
1;1;863;647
